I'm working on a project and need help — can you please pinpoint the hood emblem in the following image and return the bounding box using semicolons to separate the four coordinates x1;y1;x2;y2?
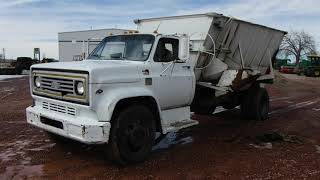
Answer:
51;81;59;89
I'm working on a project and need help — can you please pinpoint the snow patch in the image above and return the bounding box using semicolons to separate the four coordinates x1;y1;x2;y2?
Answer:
0;75;27;81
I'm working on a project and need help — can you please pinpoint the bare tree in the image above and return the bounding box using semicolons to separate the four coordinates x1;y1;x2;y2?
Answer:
280;31;317;66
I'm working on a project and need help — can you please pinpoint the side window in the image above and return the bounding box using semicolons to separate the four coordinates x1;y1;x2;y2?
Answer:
154;38;179;62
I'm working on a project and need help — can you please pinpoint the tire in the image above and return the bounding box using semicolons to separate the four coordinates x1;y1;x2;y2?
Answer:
314;70;320;77
193;105;216;115
15;67;23;75
106;105;156;165
241;87;269;121
222;104;237;110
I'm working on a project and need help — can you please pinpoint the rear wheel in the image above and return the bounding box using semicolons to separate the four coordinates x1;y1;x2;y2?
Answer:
193;105;216;115
241;87;269;121
222;103;237;110
314;70;320;77
106;105;156;165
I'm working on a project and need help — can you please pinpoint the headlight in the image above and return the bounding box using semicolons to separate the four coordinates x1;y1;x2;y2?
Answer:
34;76;41;88
76;81;84;95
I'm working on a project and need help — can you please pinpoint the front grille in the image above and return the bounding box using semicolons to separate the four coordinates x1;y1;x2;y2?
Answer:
32;69;89;105
40;76;75;94
42;102;76;116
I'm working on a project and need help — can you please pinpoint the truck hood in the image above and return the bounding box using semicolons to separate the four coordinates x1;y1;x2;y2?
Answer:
31;60;143;72
31;60;144;84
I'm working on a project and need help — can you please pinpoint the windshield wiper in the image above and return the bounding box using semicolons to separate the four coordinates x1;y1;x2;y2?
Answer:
90;55;110;60
89;54;101;59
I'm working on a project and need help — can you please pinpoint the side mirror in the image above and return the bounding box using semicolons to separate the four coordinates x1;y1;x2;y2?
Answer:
178;35;190;62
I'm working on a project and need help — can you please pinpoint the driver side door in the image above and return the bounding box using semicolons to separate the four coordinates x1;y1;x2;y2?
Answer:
151;37;194;110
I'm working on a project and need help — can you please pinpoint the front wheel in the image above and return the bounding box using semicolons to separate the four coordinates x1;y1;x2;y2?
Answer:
106;105;156;165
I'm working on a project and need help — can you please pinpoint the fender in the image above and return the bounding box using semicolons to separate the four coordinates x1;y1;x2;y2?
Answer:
92;85;162;123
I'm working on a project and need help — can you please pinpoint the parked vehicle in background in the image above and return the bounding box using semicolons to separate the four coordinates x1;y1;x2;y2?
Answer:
304;55;320;77
295;59;311;75
26;13;286;165
274;58;290;70
42;58;59;63
0;57;58;75
15;57;34;74
279;65;295;74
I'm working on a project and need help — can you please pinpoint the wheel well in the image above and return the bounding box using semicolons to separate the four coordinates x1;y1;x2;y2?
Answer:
111;96;162;133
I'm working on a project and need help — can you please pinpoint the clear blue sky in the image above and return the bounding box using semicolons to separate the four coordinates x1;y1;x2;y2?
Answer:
0;0;319;59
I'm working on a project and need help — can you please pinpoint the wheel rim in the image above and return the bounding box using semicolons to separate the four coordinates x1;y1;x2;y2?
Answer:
119;118;150;153
126;122;148;152
315;71;320;76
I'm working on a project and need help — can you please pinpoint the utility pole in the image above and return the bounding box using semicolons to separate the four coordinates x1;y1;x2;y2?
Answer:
34;48;41;62
2;48;5;63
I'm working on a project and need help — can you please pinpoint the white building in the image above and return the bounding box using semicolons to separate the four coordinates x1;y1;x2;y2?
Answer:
58;28;134;61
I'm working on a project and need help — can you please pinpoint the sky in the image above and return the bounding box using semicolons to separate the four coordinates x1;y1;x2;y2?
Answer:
0;0;320;59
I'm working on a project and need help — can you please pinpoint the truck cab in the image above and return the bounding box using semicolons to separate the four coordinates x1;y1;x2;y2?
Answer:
26;33;199;164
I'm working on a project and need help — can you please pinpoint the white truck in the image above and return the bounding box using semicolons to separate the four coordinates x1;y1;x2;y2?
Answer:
26;13;286;164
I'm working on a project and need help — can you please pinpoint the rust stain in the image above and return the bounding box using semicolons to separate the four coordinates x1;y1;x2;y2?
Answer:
232;70;259;91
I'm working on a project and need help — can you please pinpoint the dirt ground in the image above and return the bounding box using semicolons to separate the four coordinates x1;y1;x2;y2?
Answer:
1;73;320;179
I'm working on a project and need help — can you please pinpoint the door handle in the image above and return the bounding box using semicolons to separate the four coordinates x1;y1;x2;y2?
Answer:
182;65;191;69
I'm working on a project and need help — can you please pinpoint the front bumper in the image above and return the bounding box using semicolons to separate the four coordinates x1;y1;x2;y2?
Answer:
26;104;111;144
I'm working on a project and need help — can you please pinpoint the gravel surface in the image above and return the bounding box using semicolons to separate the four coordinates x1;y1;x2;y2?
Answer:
1;74;320;179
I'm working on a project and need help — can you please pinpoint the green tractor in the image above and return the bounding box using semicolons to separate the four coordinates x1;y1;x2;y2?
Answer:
304;55;320;77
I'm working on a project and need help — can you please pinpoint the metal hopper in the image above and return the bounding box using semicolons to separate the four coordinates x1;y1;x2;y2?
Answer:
135;12;286;87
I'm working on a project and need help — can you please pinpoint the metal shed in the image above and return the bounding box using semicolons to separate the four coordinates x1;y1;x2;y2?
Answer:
58;28;134;61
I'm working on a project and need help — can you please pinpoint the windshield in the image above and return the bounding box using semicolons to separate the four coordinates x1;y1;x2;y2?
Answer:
88;35;155;61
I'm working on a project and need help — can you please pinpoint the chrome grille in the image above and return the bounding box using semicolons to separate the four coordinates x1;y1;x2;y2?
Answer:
42;101;76;116
40;77;75;94
32;69;89;105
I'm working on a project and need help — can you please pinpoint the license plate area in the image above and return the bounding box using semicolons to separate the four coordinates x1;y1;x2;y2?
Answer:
40;116;64;129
